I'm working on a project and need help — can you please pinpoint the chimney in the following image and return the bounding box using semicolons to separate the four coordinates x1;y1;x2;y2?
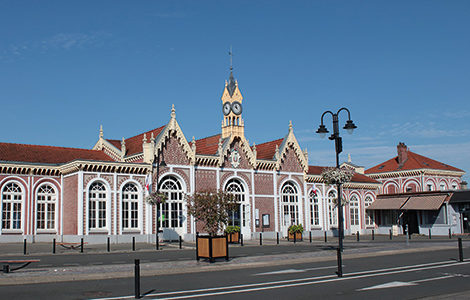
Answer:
397;142;408;168
461;181;468;190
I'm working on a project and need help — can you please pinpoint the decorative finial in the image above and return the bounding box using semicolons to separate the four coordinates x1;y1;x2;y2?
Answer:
191;136;196;152
275;144;280;160
121;137;126;157
99;125;103;139
348;153;352;163
150;132;155;143
143;133;147;143
229;46;233;71
171;104;176;119
289;120;293;132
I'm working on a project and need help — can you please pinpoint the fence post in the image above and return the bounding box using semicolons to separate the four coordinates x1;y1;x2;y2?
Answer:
429;229;432;239
449;228;452;239
276;232;279;245
294;232;296;244
196;232;199;261
357;231;360;242
179;236;182;249
309;231;312;243
23;239;27;255
80;238;84;253
240;233;244;246
53;238;56;254
132;237;136;251
458;238;464;262
260;233;262;246
389;229;392;240
134;259;141;299
324;231;327;243
107;237;110;252
372;230;375;240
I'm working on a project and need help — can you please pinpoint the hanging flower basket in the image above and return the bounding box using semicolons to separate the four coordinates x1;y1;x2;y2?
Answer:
145;192;167;206
321;167;354;185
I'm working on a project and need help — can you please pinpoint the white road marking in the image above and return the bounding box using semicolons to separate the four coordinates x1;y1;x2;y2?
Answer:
91;259;470;300
358;281;417;291
255;265;339;275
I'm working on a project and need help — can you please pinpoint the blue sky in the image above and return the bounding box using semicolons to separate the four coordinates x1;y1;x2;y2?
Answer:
0;1;469;181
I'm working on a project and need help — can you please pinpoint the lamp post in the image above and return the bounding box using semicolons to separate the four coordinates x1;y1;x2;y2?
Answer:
152;150;166;249
316;107;356;277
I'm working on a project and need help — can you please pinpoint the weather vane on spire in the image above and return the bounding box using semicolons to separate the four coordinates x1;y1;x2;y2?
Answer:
228;46;233;71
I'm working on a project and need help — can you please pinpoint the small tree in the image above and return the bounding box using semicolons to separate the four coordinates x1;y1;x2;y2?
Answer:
187;190;237;236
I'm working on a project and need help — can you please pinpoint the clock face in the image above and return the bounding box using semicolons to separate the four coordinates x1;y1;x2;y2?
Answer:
232;101;242;115
223;102;231;115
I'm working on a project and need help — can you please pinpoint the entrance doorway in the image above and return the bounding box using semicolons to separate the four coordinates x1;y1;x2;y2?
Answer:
225;178;251;238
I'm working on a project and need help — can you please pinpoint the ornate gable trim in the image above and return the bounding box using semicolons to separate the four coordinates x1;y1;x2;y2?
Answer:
275;124;308;173
217;135;256;168
92;138;122;162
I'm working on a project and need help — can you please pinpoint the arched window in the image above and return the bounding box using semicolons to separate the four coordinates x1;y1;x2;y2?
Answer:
2;182;23;230
309;190;320;226
365;196;374;226
349;195;359;226
122;183;139;230
89;182;107;230
158;176;184;228
426;180;435;191
37;185;56;230
225;179;246;227
439;181;447;191
452;182;458;190
282;182;299;226
386;184;398;194
328;190;337;226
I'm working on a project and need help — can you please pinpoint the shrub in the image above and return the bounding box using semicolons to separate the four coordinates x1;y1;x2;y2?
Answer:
288;224;304;234
225;226;241;234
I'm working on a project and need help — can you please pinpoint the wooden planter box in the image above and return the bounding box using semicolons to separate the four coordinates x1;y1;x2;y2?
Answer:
288;232;303;242
227;232;240;244
196;234;229;263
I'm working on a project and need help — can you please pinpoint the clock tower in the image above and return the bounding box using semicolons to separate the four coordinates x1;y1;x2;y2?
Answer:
221;70;244;139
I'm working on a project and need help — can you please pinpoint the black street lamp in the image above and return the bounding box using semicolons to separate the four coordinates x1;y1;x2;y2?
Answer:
152;150;166;250
316;107;356;277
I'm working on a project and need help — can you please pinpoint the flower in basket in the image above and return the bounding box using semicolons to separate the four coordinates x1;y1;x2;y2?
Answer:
288;224;304;234
145;192;167;206
321;167;354;185
225;225;241;234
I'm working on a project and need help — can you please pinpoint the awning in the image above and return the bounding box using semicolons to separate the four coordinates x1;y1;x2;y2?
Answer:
366;196;409;210
449;190;470;203
400;195;448;210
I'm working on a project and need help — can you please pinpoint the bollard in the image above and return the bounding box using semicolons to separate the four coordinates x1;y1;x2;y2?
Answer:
294;232;296;244
179;236;182;249
389;229;392;240
449;228;452;239
260;233;262;246
357;231;360;242
107;237;110;252
132;237;136;251
324;231;327;243
24;239;27;255
134;259;141;299
458;238;464;262
429;229;432;239
53;238;56;254
372;230;375;240
309;231;312;243
241;233;244;246
276;232;279;245
80;238;84;253
156;233;160;250
336;248;343;277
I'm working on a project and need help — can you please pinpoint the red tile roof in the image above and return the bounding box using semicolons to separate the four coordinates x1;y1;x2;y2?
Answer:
123;126;165;156
106;139;121;149
255;138;284;160
308;165;379;184
0;142;113;164
195;134;221;155
366;151;464;174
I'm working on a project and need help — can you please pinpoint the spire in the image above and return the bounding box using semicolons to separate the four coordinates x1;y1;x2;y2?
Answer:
348;153;352;163
289;120;293;133
142;133;147;143
99;125;103;139
227;47;237;97
191;136;196;153
171;104;176;119
150;132;155;143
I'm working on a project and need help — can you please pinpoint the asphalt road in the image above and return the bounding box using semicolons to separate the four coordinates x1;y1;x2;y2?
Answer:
1;248;469;299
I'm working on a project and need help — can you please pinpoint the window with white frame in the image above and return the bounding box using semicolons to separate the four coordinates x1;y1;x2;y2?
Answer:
89;182;107;230
225;178;245;227
1;182;23;230
281;182;299;227
122;183;139;230
364;196;374;226
452;182;458;190
158;176;184;228
439;182;447;191
309;190;320;226
36;185;56;230
426;181;434;191
328;190;337;226
349;195;359;226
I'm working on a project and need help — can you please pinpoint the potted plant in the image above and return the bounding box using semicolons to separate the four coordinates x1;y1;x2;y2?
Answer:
187;190;237;262
288;224;304;242
225;226;241;243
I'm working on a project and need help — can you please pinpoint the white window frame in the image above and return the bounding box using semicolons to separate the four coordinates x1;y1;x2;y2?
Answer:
122;183;140;231
157;176;184;229
1;181;24;232
364;195;374;227
309;190;320;227
36;184;57;232
328;190;338;227
88;181;108;232
281;182;300;226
